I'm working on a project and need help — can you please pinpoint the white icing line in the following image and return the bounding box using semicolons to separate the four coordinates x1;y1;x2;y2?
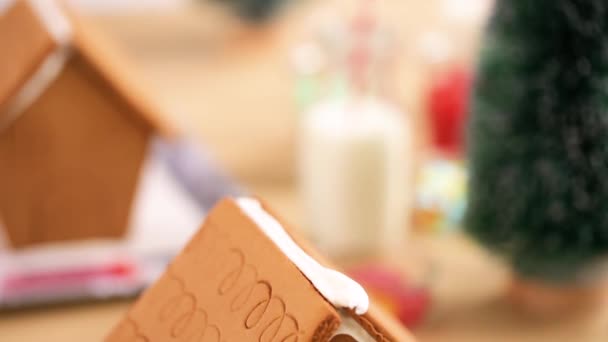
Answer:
236;198;369;315
28;0;72;44
0;0;72;132
333;312;376;342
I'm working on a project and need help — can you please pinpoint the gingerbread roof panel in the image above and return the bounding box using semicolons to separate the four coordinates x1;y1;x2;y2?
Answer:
0;0;57;116
0;0;175;137
67;11;175;137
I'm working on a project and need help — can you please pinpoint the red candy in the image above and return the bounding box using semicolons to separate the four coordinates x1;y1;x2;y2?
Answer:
349;264;431;328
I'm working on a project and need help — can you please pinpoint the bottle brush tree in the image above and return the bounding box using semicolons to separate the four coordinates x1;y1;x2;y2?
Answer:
466;0;608;283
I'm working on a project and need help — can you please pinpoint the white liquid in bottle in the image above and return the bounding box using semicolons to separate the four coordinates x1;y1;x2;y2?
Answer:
299;96;412;259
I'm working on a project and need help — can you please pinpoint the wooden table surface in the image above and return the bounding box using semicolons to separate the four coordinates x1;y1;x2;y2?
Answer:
2;185;608;342
2;1;608;341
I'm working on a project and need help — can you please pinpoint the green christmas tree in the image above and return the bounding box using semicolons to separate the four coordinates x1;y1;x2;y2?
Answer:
466;0;608;283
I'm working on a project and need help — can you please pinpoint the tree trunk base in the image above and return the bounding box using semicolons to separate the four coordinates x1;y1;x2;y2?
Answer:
507;276;608;317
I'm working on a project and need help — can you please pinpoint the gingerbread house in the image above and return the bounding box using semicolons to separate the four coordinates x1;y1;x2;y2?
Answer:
0;0;175;248
107;197;415;341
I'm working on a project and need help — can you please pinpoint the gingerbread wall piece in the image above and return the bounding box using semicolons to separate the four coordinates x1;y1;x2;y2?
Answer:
107;198;340;341
108;198;416;342
0;0;174;248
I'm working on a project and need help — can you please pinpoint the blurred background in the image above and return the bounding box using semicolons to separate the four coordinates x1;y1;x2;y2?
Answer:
2;0;608;341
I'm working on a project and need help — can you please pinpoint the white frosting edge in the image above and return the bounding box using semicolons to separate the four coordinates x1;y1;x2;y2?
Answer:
0;0;72;132
236;198;369;315
333;312;376;342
